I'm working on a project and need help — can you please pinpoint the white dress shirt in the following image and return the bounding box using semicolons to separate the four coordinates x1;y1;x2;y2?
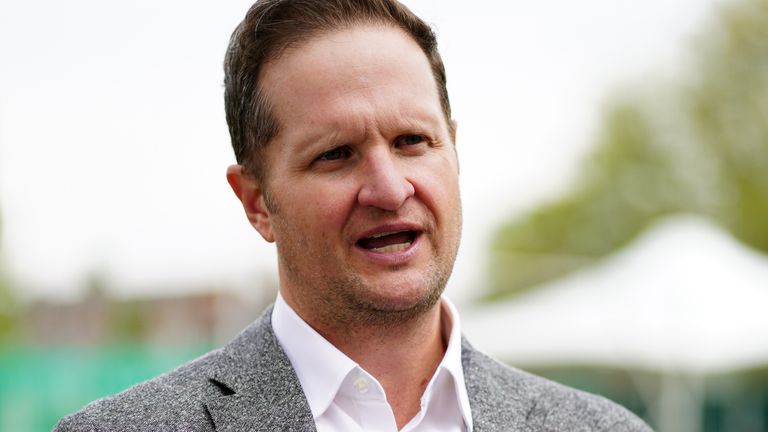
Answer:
272;293;473;432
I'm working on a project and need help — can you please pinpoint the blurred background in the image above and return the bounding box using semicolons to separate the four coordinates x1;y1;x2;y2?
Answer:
1;0;766;430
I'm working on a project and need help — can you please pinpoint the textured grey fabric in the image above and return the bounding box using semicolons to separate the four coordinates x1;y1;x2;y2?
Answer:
54;306;653;431
461;340;652;431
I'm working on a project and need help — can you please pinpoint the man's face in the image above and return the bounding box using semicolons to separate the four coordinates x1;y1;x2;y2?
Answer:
247;25;461;326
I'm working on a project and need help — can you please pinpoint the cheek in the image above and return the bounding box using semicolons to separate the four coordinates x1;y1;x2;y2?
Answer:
284;179;358;229
410;158;461;216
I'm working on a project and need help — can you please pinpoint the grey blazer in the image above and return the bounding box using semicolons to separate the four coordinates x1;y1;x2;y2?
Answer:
54;307;652;431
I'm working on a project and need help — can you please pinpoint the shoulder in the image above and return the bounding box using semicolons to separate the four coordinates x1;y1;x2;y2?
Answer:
53;306;292;432
463;344;652;432
53;348;230;432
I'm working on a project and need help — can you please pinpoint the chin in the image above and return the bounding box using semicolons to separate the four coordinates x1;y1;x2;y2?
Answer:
354;277;444;314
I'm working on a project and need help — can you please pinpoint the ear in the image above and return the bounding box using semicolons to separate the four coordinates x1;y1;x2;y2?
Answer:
449;119;460;174
226;165;275;243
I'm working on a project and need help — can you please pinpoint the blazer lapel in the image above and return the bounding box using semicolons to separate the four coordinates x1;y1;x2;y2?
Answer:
204;306;317;432
462;337;533;431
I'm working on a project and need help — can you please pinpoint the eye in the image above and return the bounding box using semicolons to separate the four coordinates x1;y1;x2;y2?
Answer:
396;134;426;147
317;146;351;161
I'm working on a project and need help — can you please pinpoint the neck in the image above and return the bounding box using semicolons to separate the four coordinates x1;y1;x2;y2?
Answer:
285;290;448;429
333;304;447;429
323;300;446;367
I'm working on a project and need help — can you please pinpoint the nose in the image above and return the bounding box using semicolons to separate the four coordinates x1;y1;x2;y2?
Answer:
357;148;415;211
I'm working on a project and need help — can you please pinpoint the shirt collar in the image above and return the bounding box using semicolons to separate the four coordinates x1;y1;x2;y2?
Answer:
271;292;357;418
439;297;474;431
271;292;473;430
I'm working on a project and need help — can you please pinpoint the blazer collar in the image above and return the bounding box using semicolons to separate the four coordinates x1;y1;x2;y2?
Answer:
203;306;530;431
461;337;534;431
204;306;317;432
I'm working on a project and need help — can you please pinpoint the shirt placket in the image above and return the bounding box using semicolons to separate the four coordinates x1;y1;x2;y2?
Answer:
340;372;399;432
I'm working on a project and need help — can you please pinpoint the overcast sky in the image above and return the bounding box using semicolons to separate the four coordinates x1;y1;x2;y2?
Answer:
0;0;726;303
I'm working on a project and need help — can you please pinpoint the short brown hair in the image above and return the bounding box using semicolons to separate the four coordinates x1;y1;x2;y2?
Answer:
223;0;452;181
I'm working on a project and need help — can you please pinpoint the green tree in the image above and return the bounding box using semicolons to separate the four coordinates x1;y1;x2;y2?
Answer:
488;0;768;300
687;0;768;250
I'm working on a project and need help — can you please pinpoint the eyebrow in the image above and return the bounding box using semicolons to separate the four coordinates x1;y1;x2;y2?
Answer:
288;126;346;160
287;106;444;156
379;103;445;132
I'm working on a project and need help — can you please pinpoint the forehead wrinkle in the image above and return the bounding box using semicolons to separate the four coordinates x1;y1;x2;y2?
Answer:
327;76;444;140
281;102;369;155
379;101;445;136
335;98;431;143
345;101;444;144
272;77;445;152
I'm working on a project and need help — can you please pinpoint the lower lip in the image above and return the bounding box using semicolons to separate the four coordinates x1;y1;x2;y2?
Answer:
354;233;422;265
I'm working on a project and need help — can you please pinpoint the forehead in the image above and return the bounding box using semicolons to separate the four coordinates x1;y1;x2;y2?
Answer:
259;24;445;140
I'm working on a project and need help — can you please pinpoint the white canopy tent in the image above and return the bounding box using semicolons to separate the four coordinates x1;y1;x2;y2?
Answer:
463;215;768;432
464;214;768;373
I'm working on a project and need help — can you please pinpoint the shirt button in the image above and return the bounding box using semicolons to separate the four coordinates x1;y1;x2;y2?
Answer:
353;377;370;393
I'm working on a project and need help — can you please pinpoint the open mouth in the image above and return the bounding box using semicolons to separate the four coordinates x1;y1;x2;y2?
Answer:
356;230;419;253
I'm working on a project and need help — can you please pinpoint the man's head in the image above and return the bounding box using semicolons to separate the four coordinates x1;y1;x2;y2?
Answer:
223;0;453;184
225;0;461;330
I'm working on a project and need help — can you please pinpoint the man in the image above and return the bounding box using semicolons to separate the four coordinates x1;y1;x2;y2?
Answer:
56;0;652;431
